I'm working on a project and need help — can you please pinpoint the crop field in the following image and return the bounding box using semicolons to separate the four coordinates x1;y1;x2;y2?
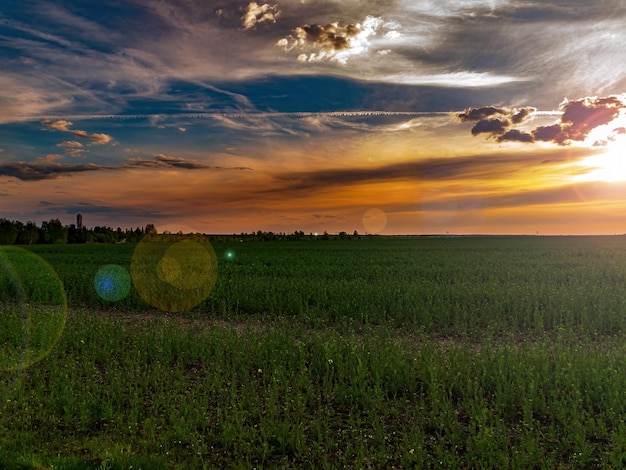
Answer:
2;236;626;468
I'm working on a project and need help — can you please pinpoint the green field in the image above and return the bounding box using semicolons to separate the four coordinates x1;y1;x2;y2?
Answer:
2;236;626;468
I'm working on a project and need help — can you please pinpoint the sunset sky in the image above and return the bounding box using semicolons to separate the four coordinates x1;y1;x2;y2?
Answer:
1;0;625;235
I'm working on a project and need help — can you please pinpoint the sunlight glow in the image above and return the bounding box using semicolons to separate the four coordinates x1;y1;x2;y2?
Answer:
571;110;626;183
574;137;626;183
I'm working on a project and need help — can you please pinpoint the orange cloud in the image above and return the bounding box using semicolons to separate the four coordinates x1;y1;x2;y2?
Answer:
42;120;113;145
35;154;64;164
56;141;84;148
42;119;73;132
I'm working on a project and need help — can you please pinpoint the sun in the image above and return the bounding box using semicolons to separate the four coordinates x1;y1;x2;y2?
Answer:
578;141;626;183
571;118;626;183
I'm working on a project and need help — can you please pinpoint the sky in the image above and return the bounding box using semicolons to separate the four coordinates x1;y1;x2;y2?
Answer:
0;0;625;235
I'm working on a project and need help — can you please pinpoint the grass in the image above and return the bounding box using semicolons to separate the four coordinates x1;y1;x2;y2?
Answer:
1;236;626;467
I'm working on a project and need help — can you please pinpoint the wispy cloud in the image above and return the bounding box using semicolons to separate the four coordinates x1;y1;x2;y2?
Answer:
263;147;595;196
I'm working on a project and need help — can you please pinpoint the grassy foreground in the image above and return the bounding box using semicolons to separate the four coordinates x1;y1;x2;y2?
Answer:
1;237;626;468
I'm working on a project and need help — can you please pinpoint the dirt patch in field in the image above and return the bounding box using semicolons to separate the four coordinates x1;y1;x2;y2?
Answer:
64;306;624;353
67;306;272;336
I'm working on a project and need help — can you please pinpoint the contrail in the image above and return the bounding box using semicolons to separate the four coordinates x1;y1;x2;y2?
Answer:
16;110;564;123
34;111;453;120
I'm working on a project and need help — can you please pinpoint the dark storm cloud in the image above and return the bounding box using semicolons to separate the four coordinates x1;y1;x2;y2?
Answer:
462;96;626;145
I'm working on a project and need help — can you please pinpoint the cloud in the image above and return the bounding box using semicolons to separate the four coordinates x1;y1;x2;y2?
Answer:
0;152;252;182
0;161;107;181
277;16;391;64
241;2;280;30
496;129;534;143
461;96;626;145
458;105;536;139
262;147;594;197
470;118;510;136
533;96;626;145
56;141;84;148
60;202;165;220
126;154;210;170
56;141;85;156
42;119;73;132
42;120;113;145
88;133;113;145
125;154;253;171
0;75;78;123
35;154;64;164
511;107;533;124
458;106;509;122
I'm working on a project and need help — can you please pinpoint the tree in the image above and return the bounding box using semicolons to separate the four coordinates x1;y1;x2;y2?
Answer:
41;219;68;244
0;218;18;245
17;221;40;245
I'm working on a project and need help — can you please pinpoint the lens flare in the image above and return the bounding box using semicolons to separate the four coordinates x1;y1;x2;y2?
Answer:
362;208;388;234
94;264;132;302
131;233;218;312
0;247;67;374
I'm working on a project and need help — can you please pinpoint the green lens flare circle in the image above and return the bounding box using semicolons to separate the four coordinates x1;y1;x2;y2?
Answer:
131;233;218;312
0;246;67;372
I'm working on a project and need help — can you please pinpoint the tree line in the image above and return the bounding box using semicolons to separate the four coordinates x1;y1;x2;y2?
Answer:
0;219;367;245
0;218;148;245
